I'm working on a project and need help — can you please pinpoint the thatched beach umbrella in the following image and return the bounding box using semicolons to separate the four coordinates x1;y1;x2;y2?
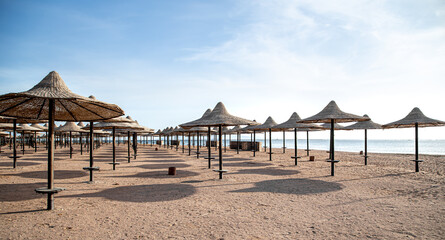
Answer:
56;122;88;158
0;117;44;167
17;123;41;155
90;118;140;170
0;71;124;210
77;122;86;154
239;121;260;156
181;102;256;179
299;101;368;176
224;125;242;154
382;108;445;172
252;117;278;161
344;114;382;165
272;112;323;165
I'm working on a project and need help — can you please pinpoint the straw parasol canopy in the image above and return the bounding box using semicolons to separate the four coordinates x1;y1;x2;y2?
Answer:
180;103;255;129
382;107;445;172
272;112;324;164
344;114;382;165
180;102;256;179
320;122;346;130
382;108;445;129
0;123;14;130
0;71;124;121
299;100;368;176
77;122;85;128
30;123;46;131
344;114;382;130
0;71;125;210
56;122;88;133
17;123;41;132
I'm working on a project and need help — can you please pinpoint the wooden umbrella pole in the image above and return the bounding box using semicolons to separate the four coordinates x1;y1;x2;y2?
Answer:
89;121;94;181
207;126;212;168
415;123;419;172
188;132;191;156
182;132;185;153
293;128;298;165
80;132;83;155
253;130;256;157
269;128;272;161
112;127;116;170
306;131;310;156
330;119;335;176
127;131;131;163
283;130;285;153
364;129;368;165
12;119;17;168
196;132;200;158
218;125;223;179
224;133;226;153
69;131;72;158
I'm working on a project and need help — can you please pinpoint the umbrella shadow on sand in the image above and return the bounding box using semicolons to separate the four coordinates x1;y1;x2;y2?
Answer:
230;178;343;195
112;170;200;179
7;170;88;180
131;163;191;170
0;182;46;202
229;167;300;176
0;161;41;167
61;183;196;203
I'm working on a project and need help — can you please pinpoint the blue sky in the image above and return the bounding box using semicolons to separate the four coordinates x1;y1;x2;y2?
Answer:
1;0;444;139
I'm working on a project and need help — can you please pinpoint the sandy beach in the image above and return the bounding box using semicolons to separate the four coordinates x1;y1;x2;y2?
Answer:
0;143;444;239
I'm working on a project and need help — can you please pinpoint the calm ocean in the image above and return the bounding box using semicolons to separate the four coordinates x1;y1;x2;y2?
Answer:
150;138;445;155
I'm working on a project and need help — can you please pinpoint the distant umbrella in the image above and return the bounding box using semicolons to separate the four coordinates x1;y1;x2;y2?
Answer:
252;117;278;161
180;102;256;179
0;71;124;210
299;101;368;176
382;108;445;172
272;112;323;165
344;114;382;165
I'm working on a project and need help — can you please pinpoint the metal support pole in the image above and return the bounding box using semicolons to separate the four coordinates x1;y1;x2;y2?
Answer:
47;100;55;210
12;119;17;168
127;131;131;163
283;130;285;153
269;128;272;161
253;130;256;157
69;131;72;158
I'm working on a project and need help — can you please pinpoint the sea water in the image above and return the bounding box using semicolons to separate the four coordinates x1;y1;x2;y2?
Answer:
144;138;445;155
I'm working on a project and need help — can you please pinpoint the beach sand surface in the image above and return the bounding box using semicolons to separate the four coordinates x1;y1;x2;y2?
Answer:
0;143;444;239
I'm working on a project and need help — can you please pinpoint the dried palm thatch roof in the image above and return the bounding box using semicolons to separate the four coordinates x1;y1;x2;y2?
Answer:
344;114;382;130
251;117;279;131
0;131;9;136
224;125;242;134
0;123;14;130
188;126;211;133
30;123;46;131
272;112;324;131
56;122;88;132
77;122;85;128
0;116;46;124
320;122;348;130
0;71;124;121
180;102;256;128
299;101;369;123
101;116;134;123
17;123;42;132
382;107;445;128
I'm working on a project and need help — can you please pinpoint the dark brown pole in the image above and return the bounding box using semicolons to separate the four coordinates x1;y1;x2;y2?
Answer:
306;130;310;156
207;126;212;169
112;127;116;170
330;119;335;176
196;132;200;158
282;130;285;153
34;131;37;152
253;130;256;157
80;132;83;155
415;123;419;172
127;131;131;163
12;119;17;168
264;132;266;152
21;131;25;154
218;125;223;179
89;121;94;181
47;99;55;209
182;132;185;153
69;131;72;158
236;131;240;154
269;128;272;161
291;128;298;165
188;132;191;156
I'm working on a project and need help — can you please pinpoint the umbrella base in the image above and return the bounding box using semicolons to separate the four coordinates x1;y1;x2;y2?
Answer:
8;156;22;159
35;187;65;194
213;169;228;173
411;159;424;162
204;157;215;160
83;167;100;171
326;160;340;163
290;156;301;159
108;162;120;165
